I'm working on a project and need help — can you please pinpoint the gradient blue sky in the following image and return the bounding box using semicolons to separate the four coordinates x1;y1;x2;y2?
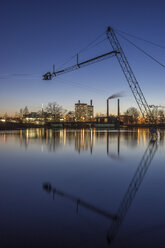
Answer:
1;0;165;115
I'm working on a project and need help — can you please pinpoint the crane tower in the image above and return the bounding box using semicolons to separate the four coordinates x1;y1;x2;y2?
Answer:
106;27;155;123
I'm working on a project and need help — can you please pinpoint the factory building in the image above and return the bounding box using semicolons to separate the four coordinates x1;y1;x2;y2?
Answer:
75;100;94;121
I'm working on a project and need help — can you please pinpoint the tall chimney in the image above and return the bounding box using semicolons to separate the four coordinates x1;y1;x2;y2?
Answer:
78;100;80;104
90;99;93;106
117;98;120;120
107;99;109;117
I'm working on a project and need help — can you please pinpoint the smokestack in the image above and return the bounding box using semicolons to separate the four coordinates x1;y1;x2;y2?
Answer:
78;100;80;104
90;99;93;106
107;99;109;117
117;98;120;120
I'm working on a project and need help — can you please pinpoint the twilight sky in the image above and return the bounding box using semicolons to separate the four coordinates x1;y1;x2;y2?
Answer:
1;0;165;115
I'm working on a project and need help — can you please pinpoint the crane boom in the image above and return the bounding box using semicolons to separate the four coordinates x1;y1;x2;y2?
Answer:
43;50;118;80
106;27;155;123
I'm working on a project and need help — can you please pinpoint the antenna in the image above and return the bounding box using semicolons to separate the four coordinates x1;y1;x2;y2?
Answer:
53;64;56;76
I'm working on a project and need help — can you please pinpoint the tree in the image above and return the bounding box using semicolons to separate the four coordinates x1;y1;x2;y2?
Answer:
45;102;66;121
158;109;165;123
124;107;140;123
151;107;158;120
95;112;105;117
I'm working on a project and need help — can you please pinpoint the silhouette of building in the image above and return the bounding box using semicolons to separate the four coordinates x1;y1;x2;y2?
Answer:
87;100;94;120
75;100;94;121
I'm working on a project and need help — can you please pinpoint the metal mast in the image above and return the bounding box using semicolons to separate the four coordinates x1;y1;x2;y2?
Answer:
106;26;155;123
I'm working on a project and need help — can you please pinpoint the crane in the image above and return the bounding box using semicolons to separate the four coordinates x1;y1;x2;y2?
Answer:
43;26;155;124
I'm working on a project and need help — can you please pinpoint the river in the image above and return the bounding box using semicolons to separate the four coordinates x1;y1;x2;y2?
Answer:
0;128;165;247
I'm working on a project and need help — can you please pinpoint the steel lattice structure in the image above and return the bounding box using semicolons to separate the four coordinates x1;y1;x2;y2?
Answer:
106;26;155;123
43;51;118;80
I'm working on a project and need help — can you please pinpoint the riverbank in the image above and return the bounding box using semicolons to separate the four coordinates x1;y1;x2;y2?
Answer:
0;121;165;131
0;122;43;130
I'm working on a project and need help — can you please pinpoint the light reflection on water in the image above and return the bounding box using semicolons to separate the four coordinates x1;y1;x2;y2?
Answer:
0;128;165;248
0;128;155;151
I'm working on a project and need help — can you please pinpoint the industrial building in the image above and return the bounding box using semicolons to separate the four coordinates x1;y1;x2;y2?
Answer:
75;100;94;121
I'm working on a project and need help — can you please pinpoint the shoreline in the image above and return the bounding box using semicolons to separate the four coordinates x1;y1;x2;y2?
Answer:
0;122;165;131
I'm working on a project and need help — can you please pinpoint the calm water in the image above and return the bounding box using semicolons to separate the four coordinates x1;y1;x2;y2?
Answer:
0;128;165;248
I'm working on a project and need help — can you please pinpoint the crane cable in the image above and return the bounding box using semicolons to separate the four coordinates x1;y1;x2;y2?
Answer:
53;76;107;95
78;31;106;54
56;37;108;70
0;32;107;78
117;32;165;69
114;28;165;50
56;31;106;69
1;29;165;79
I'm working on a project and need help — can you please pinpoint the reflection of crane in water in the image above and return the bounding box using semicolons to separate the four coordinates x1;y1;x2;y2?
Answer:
107;131;121;159
42;135;158;245
43;183;117;221
107;135;158;244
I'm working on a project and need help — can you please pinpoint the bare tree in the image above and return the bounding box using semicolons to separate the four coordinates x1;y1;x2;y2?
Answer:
45;102;66;121
124;107;140;123
151;108;164;122
151;107;158;120
158;109;165;123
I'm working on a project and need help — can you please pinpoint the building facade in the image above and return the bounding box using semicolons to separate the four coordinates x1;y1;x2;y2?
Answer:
75;100;94;121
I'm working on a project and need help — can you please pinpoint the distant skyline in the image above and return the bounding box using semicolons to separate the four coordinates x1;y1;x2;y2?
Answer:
1;0;165;115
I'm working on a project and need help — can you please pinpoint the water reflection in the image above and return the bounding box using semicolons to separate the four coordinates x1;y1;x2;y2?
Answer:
0;128;162;155
42;183;117;220
42;136;158;246
0;128;165;247
107;136;158;244
107;132;121;159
